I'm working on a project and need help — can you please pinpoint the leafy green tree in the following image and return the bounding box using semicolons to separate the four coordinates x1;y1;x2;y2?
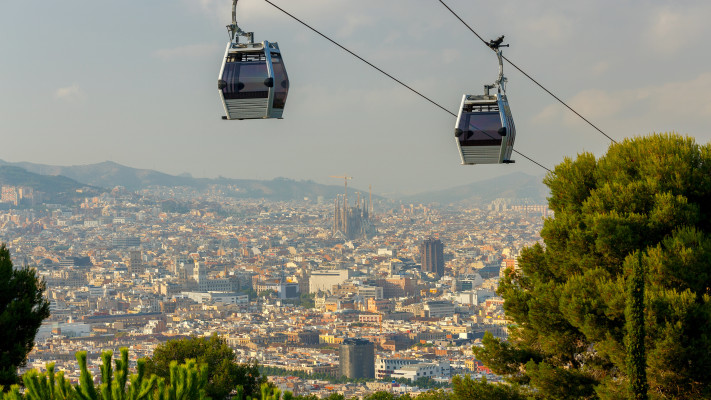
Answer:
0;244;51;387
258;291;275;299
363;392;395;400
284;395;318;400
299;293;315;309
476;134;711;399
410;377;447;390
412;390;450;400
146;334;266;400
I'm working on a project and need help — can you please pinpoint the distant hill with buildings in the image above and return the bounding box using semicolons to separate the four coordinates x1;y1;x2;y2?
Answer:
0;165;103;204
0;160;358;202
401;172;549;205
0;160;547;204
0;160;202;190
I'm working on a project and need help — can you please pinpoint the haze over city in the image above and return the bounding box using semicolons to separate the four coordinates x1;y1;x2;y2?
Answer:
3;1;711;194
1;1;711;398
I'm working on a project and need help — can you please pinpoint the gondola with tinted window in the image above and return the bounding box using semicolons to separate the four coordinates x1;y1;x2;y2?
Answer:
454;36;515;164
218;0;289;120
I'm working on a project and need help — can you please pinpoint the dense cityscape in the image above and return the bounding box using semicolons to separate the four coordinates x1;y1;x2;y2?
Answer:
0;183;547;398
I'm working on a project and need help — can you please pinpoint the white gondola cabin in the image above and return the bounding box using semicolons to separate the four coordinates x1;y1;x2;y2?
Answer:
218;0;289;120
454;92;515;164
454;36;515;164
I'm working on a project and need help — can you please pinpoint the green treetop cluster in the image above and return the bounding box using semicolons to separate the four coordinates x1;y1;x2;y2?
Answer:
0;244;50;387
476;133;711;399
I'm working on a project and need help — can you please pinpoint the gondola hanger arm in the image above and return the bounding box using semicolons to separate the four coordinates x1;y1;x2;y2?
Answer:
486;36;508;94
227;0;254;44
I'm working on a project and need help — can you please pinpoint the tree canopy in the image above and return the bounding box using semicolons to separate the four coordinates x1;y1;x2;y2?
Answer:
145;334;266;400
0;244;50;387
475;133;711;399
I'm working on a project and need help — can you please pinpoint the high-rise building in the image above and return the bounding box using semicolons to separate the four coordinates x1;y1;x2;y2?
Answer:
128;250;142;275
339;338;375;379
420;238;444;277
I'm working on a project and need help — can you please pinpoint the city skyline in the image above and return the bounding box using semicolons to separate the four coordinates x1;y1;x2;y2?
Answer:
2;182;541;395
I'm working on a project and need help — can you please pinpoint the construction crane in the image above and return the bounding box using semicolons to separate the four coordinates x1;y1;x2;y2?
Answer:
330;175;353;204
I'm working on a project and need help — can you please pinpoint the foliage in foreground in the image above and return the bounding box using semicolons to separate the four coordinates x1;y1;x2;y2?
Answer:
145;334;266;400
475;133;711;399
1;347;522;400
0;244;51;387
0;348;208;400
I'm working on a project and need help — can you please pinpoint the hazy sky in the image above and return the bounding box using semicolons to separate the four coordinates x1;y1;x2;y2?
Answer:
2;1;710;195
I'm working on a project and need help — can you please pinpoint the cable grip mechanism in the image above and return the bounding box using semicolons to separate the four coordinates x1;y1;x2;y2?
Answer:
486;35;509;94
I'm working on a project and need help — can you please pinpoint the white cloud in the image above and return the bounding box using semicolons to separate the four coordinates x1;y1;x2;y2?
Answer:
523;13;573;46
54;84;86;102
153;43;222;60
638;72;711;117
337;14;375;37
645;7;707;55
532;72;711;126
590;61;610;76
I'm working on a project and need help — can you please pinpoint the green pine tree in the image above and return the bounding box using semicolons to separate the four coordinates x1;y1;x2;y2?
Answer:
20;349;207;400
0;244;51;387
475;133;711;398
23;363;75;400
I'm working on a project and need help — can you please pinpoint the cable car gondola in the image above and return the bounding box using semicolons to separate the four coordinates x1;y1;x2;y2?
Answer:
218;0;289;120
454;37;515;164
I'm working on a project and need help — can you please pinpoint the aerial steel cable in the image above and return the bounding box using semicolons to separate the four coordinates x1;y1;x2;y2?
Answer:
262;0;552;173
437;0;617;145
262;0;453;117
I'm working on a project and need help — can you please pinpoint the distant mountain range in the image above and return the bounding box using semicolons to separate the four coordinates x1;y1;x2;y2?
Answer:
402;171;549;204
0;160;549;205
1;160;210;190
0;160;361;202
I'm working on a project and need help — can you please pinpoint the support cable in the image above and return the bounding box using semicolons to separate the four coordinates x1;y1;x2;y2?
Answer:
263;0;552;173
438;0;617;144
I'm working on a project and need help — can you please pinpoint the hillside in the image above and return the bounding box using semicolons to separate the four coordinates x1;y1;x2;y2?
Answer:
0;160;359;202
0;166;102;204
401;171;549;205
2;160;202;190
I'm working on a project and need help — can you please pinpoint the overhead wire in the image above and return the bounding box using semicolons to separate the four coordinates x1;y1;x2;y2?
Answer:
262;0;453;116
262;0;553;173
437;0;618;145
